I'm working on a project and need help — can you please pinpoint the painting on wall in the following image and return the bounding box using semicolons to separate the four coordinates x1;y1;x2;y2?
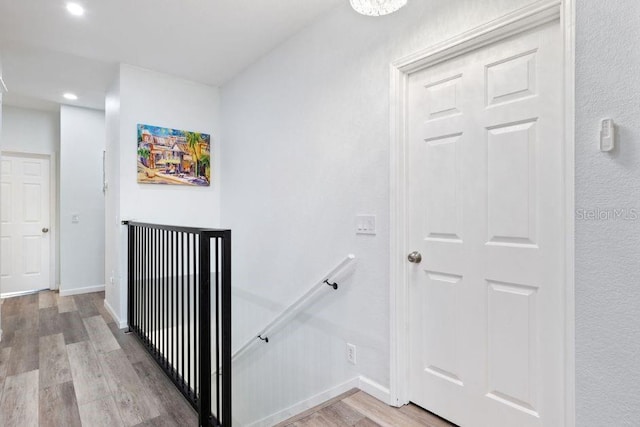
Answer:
137;124;211;186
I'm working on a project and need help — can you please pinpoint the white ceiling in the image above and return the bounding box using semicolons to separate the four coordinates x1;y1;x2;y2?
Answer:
0;0;343;110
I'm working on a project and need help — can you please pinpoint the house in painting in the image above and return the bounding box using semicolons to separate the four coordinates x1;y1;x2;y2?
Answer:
137;124;211;186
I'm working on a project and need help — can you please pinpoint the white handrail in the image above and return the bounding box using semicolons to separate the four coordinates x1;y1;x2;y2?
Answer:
231;254;356;362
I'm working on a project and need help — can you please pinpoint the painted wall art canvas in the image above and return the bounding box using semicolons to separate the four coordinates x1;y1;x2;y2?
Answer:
137;124;211;186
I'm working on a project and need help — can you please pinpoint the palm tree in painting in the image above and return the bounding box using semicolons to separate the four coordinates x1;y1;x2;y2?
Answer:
137;147;150;167
185;131;202;176
199;154;210;182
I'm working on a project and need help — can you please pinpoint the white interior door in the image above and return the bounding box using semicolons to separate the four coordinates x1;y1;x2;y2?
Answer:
1;153;51;296
407;20;564;427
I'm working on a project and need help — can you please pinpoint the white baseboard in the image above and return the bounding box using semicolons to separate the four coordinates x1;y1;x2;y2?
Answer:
59;284;105;297
246;376;390;427
358;376;391;405
247;377;360;427
0;288;48;299
103;299;128;329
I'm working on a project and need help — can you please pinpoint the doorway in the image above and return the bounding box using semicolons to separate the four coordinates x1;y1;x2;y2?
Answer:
390;2;574;426
1;152;54;297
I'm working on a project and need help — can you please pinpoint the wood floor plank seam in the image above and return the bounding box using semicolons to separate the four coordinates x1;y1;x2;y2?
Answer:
83;315;121;355
0;369;40;427
77;395;126;427
39;333;73;389
66;340;113;407
39;381;83;427
98;348;162;426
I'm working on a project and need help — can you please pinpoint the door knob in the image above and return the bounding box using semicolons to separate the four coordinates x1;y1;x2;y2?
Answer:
42;228;49;233
407;251;422;263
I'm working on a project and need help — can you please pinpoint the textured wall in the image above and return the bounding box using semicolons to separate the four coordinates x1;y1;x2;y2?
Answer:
0;55;3;338
220;0;533;424
118;65;221;229
575;1;640;425
1;106;60;155
60;105;105;294
104;73;122;323
104;64;221;324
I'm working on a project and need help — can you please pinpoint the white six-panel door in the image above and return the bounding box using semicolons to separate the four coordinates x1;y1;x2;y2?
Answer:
407;20;563;427
0;153;51;295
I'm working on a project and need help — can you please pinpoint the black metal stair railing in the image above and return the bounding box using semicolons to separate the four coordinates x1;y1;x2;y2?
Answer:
123;221;231;427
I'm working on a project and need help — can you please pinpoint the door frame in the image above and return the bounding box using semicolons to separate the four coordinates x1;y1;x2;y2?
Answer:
0;150;58;294
388;0;575;425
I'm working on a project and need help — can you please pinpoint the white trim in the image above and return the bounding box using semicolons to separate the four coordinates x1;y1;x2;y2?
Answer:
392;0;561;72
389;51;410;408
562;0;576;425
389;1;575;425
247;377;361;427
50;152;57;291
246;376;390;426
358;376;391;405
0;288;48;299
0;150;58;292
59;284;105;297
104;298;127;328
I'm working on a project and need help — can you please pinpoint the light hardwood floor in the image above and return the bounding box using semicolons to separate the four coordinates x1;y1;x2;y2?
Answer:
0;291;197;427
0;291;456;427
279;389;456;427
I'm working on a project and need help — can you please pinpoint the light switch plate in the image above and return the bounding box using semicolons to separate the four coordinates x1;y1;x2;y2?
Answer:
356;215;376;235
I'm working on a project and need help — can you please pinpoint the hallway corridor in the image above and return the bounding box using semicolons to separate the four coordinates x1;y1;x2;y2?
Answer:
0;291;197;427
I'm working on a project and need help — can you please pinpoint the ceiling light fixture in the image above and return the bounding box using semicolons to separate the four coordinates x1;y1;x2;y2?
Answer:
350;0;407;16
63;93;78;101
66;2;85;16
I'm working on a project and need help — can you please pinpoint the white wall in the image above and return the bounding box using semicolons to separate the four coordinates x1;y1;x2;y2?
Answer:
119;65;221;227
0;54;4;339
105;64;221;325
59;105;105;295
220;1;532;425
0;105;61;287
1;105;60;155
104;73;121;323
575;1;640;425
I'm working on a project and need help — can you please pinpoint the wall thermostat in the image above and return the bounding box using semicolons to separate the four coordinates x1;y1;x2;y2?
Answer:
600;118;615;152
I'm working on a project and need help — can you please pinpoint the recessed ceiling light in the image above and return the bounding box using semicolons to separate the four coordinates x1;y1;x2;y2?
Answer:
66;2;85;16
63;93;78;101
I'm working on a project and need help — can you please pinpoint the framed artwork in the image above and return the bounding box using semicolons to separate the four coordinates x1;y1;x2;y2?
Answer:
137;124;211;186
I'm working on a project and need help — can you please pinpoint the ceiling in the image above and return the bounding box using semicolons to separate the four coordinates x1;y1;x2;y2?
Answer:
0;0;343;110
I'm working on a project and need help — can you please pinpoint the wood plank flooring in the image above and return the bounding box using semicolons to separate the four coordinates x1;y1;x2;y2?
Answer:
279;389;456;427
1;291;455;427
0;291;197;427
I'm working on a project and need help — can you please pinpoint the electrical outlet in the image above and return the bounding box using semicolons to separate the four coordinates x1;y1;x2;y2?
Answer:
347;343;357;365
